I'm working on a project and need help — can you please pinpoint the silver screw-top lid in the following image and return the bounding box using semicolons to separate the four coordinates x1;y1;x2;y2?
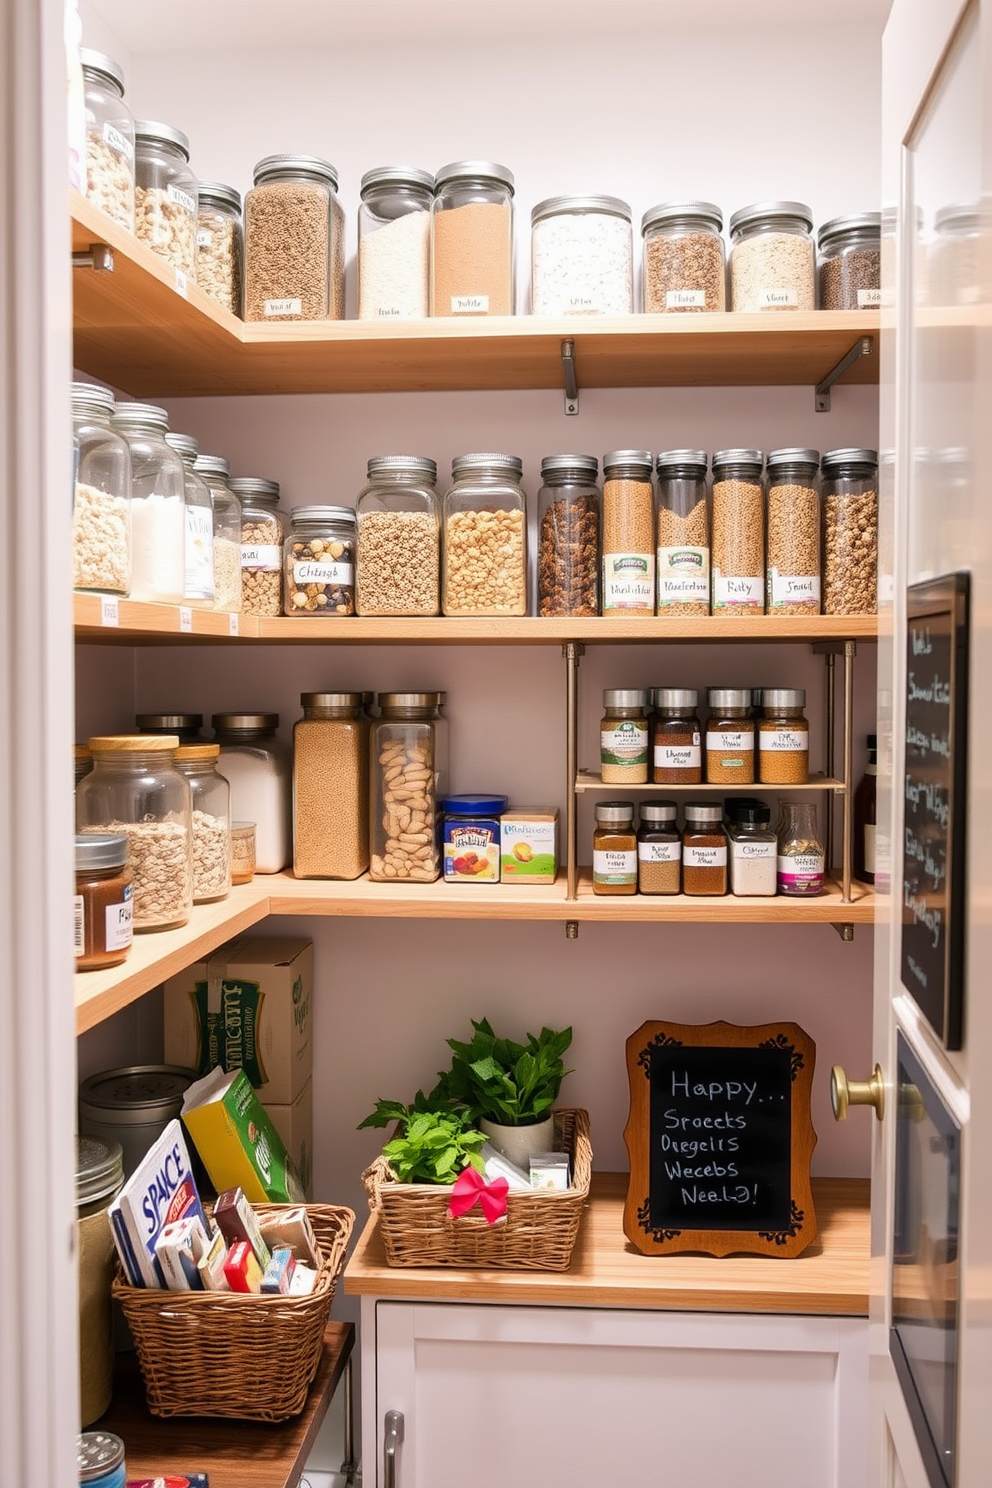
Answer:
252;153;338;188
229;476;280;503
301;692;364;709
760;689;806;708
531;194;631;225
540;454;599;482
767;447;820;472
595;800;635;825
434;160;515;192
603;449;653;477
212;712;279;732
603;689;648;708
197;181;242;214
136;712;203;734
707;688;753;709
112;402;170;434
367;455;438;482
821;448;878;472
451;453;523;479
71;381;115;415
164;432;199;464
816;212;881;249
684;802;724;824
79;48;126;92
640;801;679;823
360;165;435;196
78;1432;126;1480
713;448;763;471
652;688;699;709
194;454;232;479
75;1135;124;1208
290;504;356;526
75;833;129;872
729;200;813;235
641;200;723;235
656;449;707;474
133;120;190;159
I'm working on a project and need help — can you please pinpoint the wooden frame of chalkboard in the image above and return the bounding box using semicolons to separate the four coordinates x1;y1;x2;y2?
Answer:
901;572;970;1050
623;1019;818;1258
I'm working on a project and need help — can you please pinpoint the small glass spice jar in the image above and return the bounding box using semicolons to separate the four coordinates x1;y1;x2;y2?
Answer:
729;201;815;312
245;154;344;322
711;448;764;615
442;793;508;882
370;693;448;883
358;166;434;320
602;450;655;614
196;181;243;316
163;432;214;608
655;449;710;615
71;381;131;596
821;448;878;616
442;454;527;616
78;1431;127;1488
231;821;256;884
765;448;821;615
637;801;681;895
232;476;284;617
758;689;810;784
682;803;728;896
531;195;633;316
705;688;755;783
173;744;231;903
641;201;726;313
726;799;778;897
80;49;135;231
601;689;649;784
111;402;186;604
817;213;881;310
75;833;133;970
133;120;197;278
212;713;291;874
194;453;243;612
283;505;356;616
777;801;825;896
293;693;369;879
431;160;515;317
356;455;440;616
592;801;637;896
537;454;601;617
652;688;702;784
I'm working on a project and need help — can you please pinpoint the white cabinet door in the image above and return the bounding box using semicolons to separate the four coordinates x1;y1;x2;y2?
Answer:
372;1301;867;1488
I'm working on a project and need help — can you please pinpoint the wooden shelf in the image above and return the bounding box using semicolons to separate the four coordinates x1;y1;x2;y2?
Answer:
344;1172;870;1316
73;592;253;641
575;771;845;793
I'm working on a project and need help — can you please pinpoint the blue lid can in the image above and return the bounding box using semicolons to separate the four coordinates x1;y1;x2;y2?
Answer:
442;795;508;882
78;1431;126;1487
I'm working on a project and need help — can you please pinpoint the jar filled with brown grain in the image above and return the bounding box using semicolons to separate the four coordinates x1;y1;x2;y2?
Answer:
601;690;650;784
196;181;243;317
284;505;356;616
711;448;764;615
133;120;197;279
602;450;655;614
537;454;600;616
641;201;726;314
765;448;820;615
705;688;755;784
431;161;514;317
442;454;527;615
652;688;702;784
592;801;637;896
245;154;344;322
293;693;369;879
232;477;283;617
637;801;681;895
682;803;727;896
821;448;877;616
356;455;440;616
817;213;881;310
370;692;448;883
173;744;231;903
758;689;809;784
729;201;815;312
655;449;710;615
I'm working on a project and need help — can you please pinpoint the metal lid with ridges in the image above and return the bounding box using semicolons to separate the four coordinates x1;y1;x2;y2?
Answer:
111;402;170;432
290;504;356;526
595;801;635;824
767;447;819;470
816;212;882;249
164;432;199;462
71;380;115;411
641;200;723;234
707;688;752;709
361;165;435;196
133;119;190;158
194;453;232;478
442;793;509;815
78;1431;126;1479
77;1064;197;1117
88;733;180;752
229;476;280;501
197;181;242;213
78;48;126;91
603;689;648;708
377;691;446;708
75;1135;124;1207
821;447;878;470
640;801;679;822
174;743;221;761
451;452;523;478
729;200;813;234
760;688;806;708
652;688;699;708
603;449;653;476
656;449;707;473
367;455;438;481
531;194;631;225
684;802;724;823
540;454;599;481
434;160;515;192
712;448;763;468
252;153;338;188
75;833;129;871
212;712;279;731
934;202;982;231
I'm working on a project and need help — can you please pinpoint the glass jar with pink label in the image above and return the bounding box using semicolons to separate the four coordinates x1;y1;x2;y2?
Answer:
777;802;824;896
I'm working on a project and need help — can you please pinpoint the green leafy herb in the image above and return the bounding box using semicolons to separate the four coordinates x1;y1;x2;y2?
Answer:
357;1086;456;1131
381;1111;487;1185
435;1017;573;1127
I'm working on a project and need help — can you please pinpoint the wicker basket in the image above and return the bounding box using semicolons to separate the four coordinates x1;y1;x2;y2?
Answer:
112;1202;354;1421
362;1108;592;1270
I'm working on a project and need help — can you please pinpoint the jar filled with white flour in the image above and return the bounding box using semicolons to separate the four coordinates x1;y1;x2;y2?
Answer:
358;166;434;320
111;402;187;604
531;195;633;315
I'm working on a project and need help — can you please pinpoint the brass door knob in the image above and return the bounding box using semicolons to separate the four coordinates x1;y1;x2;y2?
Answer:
831;1063;885;1121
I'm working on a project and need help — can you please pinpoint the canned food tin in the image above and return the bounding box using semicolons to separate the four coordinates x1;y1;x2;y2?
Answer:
442;793;508;882
78;1064;197;1178
78;1431;126;1487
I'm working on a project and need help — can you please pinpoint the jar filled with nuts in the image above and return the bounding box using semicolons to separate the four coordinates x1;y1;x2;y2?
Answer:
232;477;283;617
293;693;369;879
821;447;878;616
80;49;135;232
442;454;527;616
358;166;434;321
537;454;600;616
133;120;197;279
729;201;815;312
164;433;214;608
245;154;344;322
193;453;243;613
711;448;764;614
765;447;821;615
111;402;186;604
602;450;655;614
196;182;243;317
817;213;881;311
655;449;710;615
758;689;809;784
283;506;356;616
530;195;633;316
370;692;449;883
173;744;231;903
641;201;726;314
356;455;440;616
71;381;131;596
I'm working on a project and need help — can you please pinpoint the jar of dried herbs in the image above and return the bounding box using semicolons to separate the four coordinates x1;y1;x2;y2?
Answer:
682;803;727;896
600;690;649;784
777;802;825;896
592;801;637;895
637;802;680;895
758;688;809;784
651;688;701;784
705;688;755;783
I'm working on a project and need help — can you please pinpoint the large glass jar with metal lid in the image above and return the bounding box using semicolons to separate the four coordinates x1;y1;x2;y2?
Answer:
729;202;815;312
77;735;193;931
111;403;186;604
758;689;809;784
71;381;131;595
531;196;633;316
711;448;764;615
293;693;369;879
927;203;983;307
652;688;702;784
163;433;214;608
358;167;434;320
655;449;709;615
431;161;515;317
212;713;291;873
765;448;821;615
133;120;197;278
283;505;356;616
194;454;243;612
196;182;243;316
602;450;654;614
442;454;527;615
136;713;203;740
245;154;344;322
173;744;231;903
641;202;726;313
370;692;448;883
80;49;134;231
356;456;439;615
817;213;881;310
821;447;878;615
232;477;283;617
537;455;600;616
705;688;755;784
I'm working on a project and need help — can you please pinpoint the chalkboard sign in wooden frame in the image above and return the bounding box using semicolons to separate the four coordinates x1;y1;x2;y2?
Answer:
623;1019;818;1258
901;572;970;1051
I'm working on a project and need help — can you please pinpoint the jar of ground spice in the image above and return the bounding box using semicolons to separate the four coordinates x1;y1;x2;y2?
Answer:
758;688;809;783
442;454;527;615
359;166;434;321
655;449;710;616
682;803;727;896
531;195;633;315
357;455;440;616
729;201;815;312
293;693;369;879
431;160;514;317
245;154;344;322
765;447;821;616
637;802;681;895
727;801;777;897
537;454;600;616
601;690;649;784
705;688;755;783
711;448;764;615
641;201;726;314
821;447;878;616
74;834;132;970
592;801;637;895
602;450;655;614
652;688;702;784
817;213;881;311
283;505;356;616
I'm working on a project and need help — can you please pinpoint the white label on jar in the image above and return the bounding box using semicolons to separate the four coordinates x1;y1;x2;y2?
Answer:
73;895;85;956
100;595;119;627
733;840;775;860
638;841;681;863
102;121;133;160
684;844;728;868
666;288;706;309
174;269;188;297
265;297;303;317
770;572;821;606
566;294;601;313
858;287;882;308
241;543;282;571
759;728;809;752
185;503;214;600
376;306;404;318
603;552;655;610
293;559;353;585
654;742;701;769
601;722;648;767
593;849;637;882
196;228;213;248
657;546;710;606
713;575;762;607
706;729;755;753
758;288;798;308
450;294;490;313
864;824;877;875
179;605;193;632
105;888;133;951
167;183;196;215
228;612;239;636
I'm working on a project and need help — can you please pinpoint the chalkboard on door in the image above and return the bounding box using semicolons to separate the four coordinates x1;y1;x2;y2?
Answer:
623;1019;817;1258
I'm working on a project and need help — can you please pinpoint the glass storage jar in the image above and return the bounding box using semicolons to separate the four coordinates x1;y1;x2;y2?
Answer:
817;213;881;310
356;455;440;615
705;688;755;784
77;735;193;931
531;195;633;316
133;120;197;278
173;744;231;902
196;181;243;316
758;689;809;784
431;160;515;317
75;833;132;970
602;450;655;614
592;801;637;896
71;381;131;596
637;801;681;895
163;433;214;608
729;201;815;312
193;453;243;612
370;692;448;883
212;712;291;873
80;49;134;231
537;454;600;617
358;166;434;320
111;402;186;604
442;454;527;615
655;449;709;615
601;689;649;784
682;803;727;896
245;154;344;322
231;477;283;617
927;202;983;307
293;692;369;879
230;821;256;884
727;801;777;896
821;447;878;616
652;688;702;784
641;201;726;313
765;447;821;615
136;713;203;741
711;448;764;615
777;801;825;896
75;745;93;787
284;505;356;616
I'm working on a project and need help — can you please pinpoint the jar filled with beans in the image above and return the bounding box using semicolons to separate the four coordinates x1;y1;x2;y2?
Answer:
537;454;600;616
652;688;702;784
765;447;821;615
711;449;764;615
758;689;809;784
245;154;344;322
655;449;710;615
194;453;243;613
729;201;814;313
817;213;881;311
602;450;655;614
821;448;878;616
356;455;439;615
705;688;755;784
196;181;243;317
293;692;369;879
442;454;527;615
232;477;283;617
283;506;356;616
133;120;197;279
641;201;726;314
370;692;448;883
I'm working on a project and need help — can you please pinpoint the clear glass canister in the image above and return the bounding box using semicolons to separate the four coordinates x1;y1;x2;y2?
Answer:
531;195;633;316
537;454;600;616
655;449;709;615
641;201;726;314
71;381;131;595
231;477;284;617
136;712;203;741
817;213;881;310
370;692;449;883
705;687;755;784
711;448;764;615
284;505;356;616
821;447;878;615
194;453;243;612
601;689;649;784
212;712;291;873
777;801;825;896
442;454;527;615
77;735;192;931
358;166;434;321
173;744;231;902
652;688;702;784
765;447;821;615
196;181;243;317
431;160;515;317
727;802;777;897
163;433;214;608
133;120;197;278
729;201;815;312
592;801;637;896
681;803;727;896
75;744;93;787
294;693;369;879
245;154;344;322
758;689;809;784
602;450;655;614
111;402;186;604
75;833;132;970
356;455;440;615
80;49;134;231
927;203;983;307
637;801;681;895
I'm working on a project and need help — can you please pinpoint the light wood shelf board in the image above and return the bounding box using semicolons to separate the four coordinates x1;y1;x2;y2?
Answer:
575;771;845;793
73;592;257;642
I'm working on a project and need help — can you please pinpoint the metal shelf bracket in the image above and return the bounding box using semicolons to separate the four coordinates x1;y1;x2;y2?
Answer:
814;335;874;412
561;339;579;415
832;923;855;942
72;243;114;273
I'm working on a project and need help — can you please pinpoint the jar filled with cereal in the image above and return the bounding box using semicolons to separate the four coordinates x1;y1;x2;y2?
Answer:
293;693;369;880
196;182;243;317
231;477;283;617
758;689;809;784
80;49;134;231
245;154;344;322
356;456;440;616
729;201;815;312
193;453;243;612
821;448;877;616
164;433;214;609
442;454;527;616
172;744;231;903
765;448;820;615
71;381;131;596
283;506;356;616
370;692;448;883
133;120;197;279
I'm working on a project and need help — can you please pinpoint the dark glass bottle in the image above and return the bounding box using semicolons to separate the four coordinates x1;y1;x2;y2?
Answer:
853;733;877;883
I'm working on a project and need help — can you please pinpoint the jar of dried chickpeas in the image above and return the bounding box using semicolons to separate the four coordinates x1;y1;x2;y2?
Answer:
765;447;820;615
370;693;448;883
283;506;356;616
711;449;764;615
442;454;527;616
293;693;369;879
758;689;809;784
602;450;654;614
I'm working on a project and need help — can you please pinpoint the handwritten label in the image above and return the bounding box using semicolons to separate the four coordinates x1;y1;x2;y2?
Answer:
179;606;193;633
264;298;302;317
666;289;706;309
758;288;798;309
858;287;882;308
228;612;239;636
100;596;119;627
450;294;490;314
174;269;188;298
167;183;196;215
712;575;762;608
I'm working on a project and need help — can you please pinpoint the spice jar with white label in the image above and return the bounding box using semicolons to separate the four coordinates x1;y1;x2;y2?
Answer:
284;506;356;616
642;201;726;314
766;448;820;615
163;433;214;609
431;161;515;317
232;477;283;617
682;803;728;896
193;453;243;612
592;801;637;895
133;120;197;279
245;154;344;322
705;688;755;783
656;449;710;616
711;448;764;616
370;693;448;883
727;801;777;897
777;801;825;895
602;450;655;614
196;182;243;316
652;688;702;784
80;49;135;232
531;195;633;316
72;381;131;596
729;201;814;312
758;689;810;783
111;403;186;604
600;690;649;784
637;802;681;895
359;167;434;321
75;834;133;970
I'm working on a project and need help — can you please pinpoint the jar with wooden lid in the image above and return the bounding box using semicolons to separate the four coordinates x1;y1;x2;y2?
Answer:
765;448;821;615
537;454;600;617
173;744;231;902
245;154;344;322
651;688;702;783
682;803;728;896
637;802;680;895
193;453;243;612
356;455;440;615
111;402;186;604
431;160;515;317
592;801;637;895
602;450;655;614
133;120;197;278
817;213;881;310
821;447;877;616
359;166;434;320
729;201;814;312
601;689;649;784
163;432;214;608
80;48;134;231
641;201;726;313
655;449;709;616
196;181;243;316
284;505;356;616
711;448;764;615
71;381;131;596
370;692;448;883
293;693;369;879
758;689;809;783
212;713;291;873
232;477;283;617
705;688;755;783
442;454;526;615
75;833;132;970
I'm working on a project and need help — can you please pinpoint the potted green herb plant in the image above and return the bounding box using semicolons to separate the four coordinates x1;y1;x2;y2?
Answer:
358;1095;487;1184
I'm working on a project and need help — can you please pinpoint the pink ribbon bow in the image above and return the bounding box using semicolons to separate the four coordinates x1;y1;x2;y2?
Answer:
448;1166;509;1225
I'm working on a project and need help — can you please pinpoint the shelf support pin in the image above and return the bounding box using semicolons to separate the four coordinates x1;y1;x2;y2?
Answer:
565;921;579;940
561;339;579;416
814;335;874;412
72;243;114;273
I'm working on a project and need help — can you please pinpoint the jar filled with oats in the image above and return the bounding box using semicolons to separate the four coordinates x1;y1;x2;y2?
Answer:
711;448;764;615
442;454;527;616
245;154;344;322
284;506;356;616
164;433;214;609
293;693;369;879
729;201;815;312
231;477;283;617
602;450;655;614
80;49;134;231
821;448;878;616
193;454;243;612
133;120;197;278
370;692;449;883
655;449;709;615
356;455;440;616
196;182;243;317
537;454;600;617
172;744;231;903
765;447;821;615
641;202;726;314
71;381;131;596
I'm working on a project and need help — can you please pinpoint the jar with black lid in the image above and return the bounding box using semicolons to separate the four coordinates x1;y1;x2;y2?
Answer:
642;201;726;313
80;48;134;231
196;181;243;316
75;833;133;970
359;166;434;320
637;802;680;895
245;154;344;322
136;713;203;741
356;455;440;615
765;447;821;615
431;161;515;317
821;448;878;616
537;454;600;616
729;201;815;312
163;432;214;609
194;453;243;612
284;506;356;616
652;688;702;784
817;213;881;310
727;801;777;896
655;449;709;616
133;120;197;278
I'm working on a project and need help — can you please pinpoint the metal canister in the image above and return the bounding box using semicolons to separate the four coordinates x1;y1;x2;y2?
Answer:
78;1430;126;1488
77;1136;124;1425
78;1064;196;1178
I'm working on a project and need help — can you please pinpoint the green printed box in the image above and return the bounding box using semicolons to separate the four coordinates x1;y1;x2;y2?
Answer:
499;808;558;884
181;1066;305;1204
265;1080;313;1201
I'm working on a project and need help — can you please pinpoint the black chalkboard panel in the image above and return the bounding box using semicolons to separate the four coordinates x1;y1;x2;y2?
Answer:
901;573;969;1050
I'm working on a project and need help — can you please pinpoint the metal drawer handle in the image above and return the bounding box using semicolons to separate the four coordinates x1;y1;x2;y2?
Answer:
384;1408;405;1488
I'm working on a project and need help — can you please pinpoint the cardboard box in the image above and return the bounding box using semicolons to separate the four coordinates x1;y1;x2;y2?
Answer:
265;1080;314;1201
500;808;559;884
181;1066;304;1204
164;936;313;1106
